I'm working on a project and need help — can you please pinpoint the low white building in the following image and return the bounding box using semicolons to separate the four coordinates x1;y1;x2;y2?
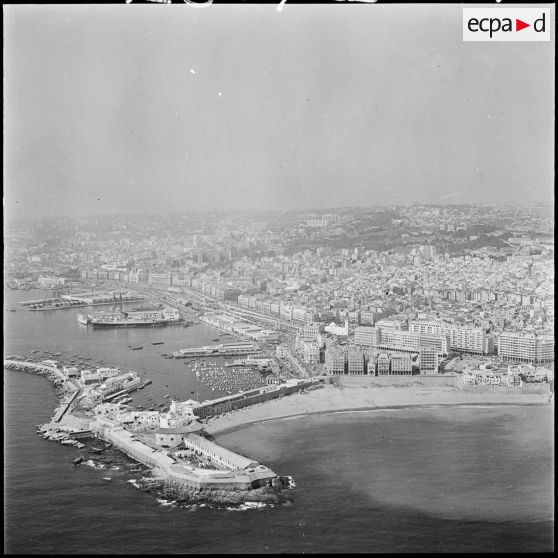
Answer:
325;320;349;337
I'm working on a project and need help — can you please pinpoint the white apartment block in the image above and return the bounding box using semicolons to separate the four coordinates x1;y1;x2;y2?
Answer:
376;328;449;356
354;326;379;347
419;348;439;374
498;332;554;364
409;320;493;355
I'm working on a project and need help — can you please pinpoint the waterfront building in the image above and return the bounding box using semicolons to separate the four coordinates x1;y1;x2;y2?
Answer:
97;367;122;381
409;320;493;355
182;433;258;470
96;372;141;398
497;332;554;364
390;353;413;375
325;347;346;374
419;348;439;374
377;353;391;375
62;366;80;379
376;328;448;356
517;364;553;382
169;400;199;415
462;369;522;387
347;348;365;375
81;369;102;386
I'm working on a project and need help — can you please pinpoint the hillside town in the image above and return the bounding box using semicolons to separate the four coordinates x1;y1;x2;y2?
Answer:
5;204;554;388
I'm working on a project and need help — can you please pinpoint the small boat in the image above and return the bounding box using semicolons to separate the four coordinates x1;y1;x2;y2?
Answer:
164;394;170;398
61;439;77;446
129;346;143;351
152;341;164;345
88;447;104;454
75;442;85;449
73;455;85;466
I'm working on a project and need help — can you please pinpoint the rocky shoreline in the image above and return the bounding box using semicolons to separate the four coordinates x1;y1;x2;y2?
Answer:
6;356;295;510
134;475;295;508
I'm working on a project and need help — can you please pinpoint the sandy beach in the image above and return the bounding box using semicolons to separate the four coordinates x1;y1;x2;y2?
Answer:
204;384;552;435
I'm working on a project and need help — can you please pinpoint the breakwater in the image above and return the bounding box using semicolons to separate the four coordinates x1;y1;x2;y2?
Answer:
4;356;292;499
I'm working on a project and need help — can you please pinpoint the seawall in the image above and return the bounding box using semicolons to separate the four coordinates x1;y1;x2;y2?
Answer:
331;374;458;387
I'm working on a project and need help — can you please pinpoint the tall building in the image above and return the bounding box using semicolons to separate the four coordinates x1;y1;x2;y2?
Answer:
346;349;366;375
390;353;413;375
376;327;448;356
419;348;439;374
325;348;346;374
409;320;493;355
376;353;391;375
354;326;379;347
498;332;554;364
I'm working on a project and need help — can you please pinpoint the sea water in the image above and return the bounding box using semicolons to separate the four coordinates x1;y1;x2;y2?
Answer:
3;290;554;553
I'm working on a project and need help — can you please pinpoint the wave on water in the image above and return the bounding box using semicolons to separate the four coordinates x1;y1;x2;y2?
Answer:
84;460;105;469
227;501;269;511
284;476;296;489
156;498;176;507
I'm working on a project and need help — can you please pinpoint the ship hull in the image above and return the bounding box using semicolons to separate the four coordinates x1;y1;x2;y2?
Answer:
90;321;176;328
77;314;90;325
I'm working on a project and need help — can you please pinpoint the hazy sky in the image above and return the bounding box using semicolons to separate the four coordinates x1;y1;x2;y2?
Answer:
4;3;555;217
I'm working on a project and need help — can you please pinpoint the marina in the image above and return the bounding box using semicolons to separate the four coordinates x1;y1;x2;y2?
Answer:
192;360;267;394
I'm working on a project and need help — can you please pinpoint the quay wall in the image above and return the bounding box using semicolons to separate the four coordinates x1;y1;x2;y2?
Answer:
193;377;330;419
59;413;92;430
331;374;458;387
457;383;551;394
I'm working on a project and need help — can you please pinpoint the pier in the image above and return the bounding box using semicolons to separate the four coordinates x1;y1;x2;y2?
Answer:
53;390;80;422
173;341;260;358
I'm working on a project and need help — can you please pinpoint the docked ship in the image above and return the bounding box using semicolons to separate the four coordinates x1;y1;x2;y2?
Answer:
77;313;89;325
77;308;181;328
